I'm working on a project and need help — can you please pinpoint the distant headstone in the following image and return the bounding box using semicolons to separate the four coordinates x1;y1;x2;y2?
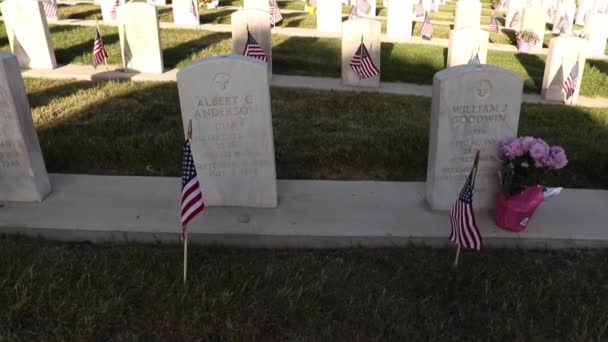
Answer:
147;0;167;6
317;0;342;33
0;0;57;70
244;0;270;11
117;3;164;74
101;0;126;23
454;0;482;29
506;0;525;29
231;9;272;77
176;55;277;208
551;0;575;34
0;52;51;202
575;0;592;25
585;13;608;56
426;65;523;211
521;7;546;50
173;0;200;26
341;18;381;87
357;0;377;17
447;28;489;67
541;36;587;104
387;0;413;41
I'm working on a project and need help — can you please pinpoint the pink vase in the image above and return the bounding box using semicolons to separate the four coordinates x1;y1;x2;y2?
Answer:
495;185;544;232
517;39;534;53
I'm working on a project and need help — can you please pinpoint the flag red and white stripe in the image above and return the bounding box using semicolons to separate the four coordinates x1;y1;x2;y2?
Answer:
269;0;283;25
110;0;120;20
181;140;204;228
349;41;379;79
563;60;579;100
92;25;108;68
449;169;482;251
510;11;520;28
42;0;59;20
348;5;358;20
421;12;433;40
243;30;268;62
488;15;499;32
415;0;425;17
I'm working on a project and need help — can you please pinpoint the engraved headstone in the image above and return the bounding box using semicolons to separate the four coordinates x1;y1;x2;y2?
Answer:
541;36;587;104
173;0;200;26
118;3;164;74
521;7;546;50
585;13;608;56
317;0;342;33
232;9;272;77
454;0;482;29
447;28;489;67
341;19;381;88
176;55;277;208
101;0;126;23
387;0;413;41
0;52;51;202
426;65;523;211
0;0;57;69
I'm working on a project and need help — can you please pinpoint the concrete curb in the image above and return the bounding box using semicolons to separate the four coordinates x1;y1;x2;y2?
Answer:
1;174;607;249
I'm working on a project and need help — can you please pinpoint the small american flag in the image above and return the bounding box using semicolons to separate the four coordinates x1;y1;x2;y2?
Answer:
563;60;579;100
110;0;120;20
42;0;59;20
349;41;379;79
557;14;569;34
348;5;358;20
449;163;482;251
488;15;499;32
415;0;425;17
421;12;433;40
243;30;268;62
469;52;481;65
92;25;108;69
181;140;204;229
269;0;283;26
189;0;198;20
510;11;520;28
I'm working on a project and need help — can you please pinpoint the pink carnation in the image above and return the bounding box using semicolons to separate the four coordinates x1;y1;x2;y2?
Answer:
548;146;567;169
529;140;550;167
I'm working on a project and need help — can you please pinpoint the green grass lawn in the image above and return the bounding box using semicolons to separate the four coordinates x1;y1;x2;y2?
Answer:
1;235;607;340
26;78;608;189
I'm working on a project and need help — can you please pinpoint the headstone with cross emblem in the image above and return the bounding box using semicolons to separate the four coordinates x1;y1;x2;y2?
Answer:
426;65;523;211
176;55;277;208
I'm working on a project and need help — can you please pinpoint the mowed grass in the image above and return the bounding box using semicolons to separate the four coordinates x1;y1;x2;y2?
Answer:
1;235;608;340
2;24;607;96
26;78;608;189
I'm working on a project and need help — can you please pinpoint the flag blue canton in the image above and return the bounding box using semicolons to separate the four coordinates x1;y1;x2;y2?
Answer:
182;142;197;187
459;173;474;204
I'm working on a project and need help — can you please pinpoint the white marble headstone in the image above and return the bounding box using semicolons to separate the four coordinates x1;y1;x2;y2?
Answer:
0;0;57;70
173;0;200;26
575;0;592;25
426;65;523;211
551;0;575;34
341;18;381;88
101;0;126;23
317;0;342;33
147;0;168;6
118;3;164;74
244;0;270;11
231;9;272;77
506;0;525;29
387;0;413;41
447;28;489;67
521;7;546;49
454;0;482;29
585;13;608;56
0;52;51;202
541;36;587;104
176;55;277;208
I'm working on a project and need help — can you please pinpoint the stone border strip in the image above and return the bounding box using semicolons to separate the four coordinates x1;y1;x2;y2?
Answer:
1;174;607;248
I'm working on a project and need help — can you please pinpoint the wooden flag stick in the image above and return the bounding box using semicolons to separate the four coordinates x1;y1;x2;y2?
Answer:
453;150;480;268
183;119;193;285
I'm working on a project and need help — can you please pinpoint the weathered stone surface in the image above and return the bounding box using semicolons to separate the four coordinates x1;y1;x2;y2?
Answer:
541;36;587;104
172;0;200;26
585;13;608;56
117;3;164;74
341;18;381;87
387;0;413;41
0;52;51;202
454;0;482;29
426;65;523;211
0;0;57;69
447;28;489;67
231;9;272;77
176;55;277;208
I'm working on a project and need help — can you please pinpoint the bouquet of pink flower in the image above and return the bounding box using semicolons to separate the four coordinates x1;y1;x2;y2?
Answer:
499;136;567;196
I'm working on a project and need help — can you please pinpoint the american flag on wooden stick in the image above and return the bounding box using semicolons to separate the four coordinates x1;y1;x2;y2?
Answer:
243;30;268;62
181;140;204;229
469;52;481;65
415;0;425;17
92;25;108;69
348;5;358;20
189;0;198;20
349;41;379;79
421;12;433;40
488;15;499;32
110;0;120;20
449;152;482;251
510;11;520;28
269;0;283;26
42;0;59;21
563;60;579;100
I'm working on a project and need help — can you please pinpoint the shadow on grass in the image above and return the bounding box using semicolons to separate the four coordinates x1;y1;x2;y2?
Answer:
52;26;120;65
61;6;100;20
282;12;307;27
28;81;100;109
587;59;608;76
502;29;518;45
273;36;342;77
514;52;545;93
200;8;236;23
162;31;231;69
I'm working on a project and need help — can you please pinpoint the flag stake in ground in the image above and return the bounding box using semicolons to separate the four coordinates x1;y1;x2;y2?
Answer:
451;150;481;268
184;119;192;284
